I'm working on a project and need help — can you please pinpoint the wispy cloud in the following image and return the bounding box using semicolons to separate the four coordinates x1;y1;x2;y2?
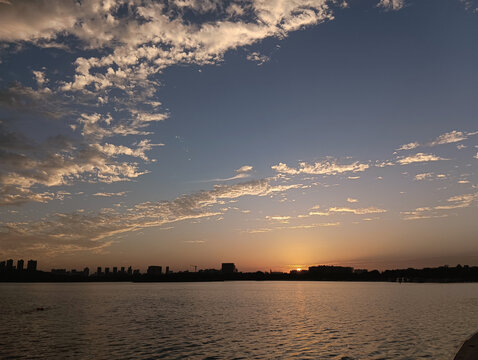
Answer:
402;192;478;220
0;178;301;253
199;165;254;182
396;130;477;152
396;153;448;165
396;142;419;151
428;130;469;146
328;207;387;215
92;192;127;197
272;158;369;176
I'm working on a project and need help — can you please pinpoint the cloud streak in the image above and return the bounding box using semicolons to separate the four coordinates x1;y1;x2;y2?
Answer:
0;178;301;253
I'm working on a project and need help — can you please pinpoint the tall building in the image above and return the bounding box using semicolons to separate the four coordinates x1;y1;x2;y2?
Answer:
120;266;125;273
83;267;89;277
27;260;37;271
17;259;24;272
221;263;237;274
165;266;170;274
0;261;5;271
127;266;132;275
6;259;14;271
147;266;162;276
113;267;117;274
97;266;102;276
105;267;110;275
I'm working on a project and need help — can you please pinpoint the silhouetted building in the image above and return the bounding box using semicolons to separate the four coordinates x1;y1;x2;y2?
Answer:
221;263;237;274
51;269;67;274
6;259;14;271
83;267;89;276
147;266;162;276
127;266;132;275
165;266;170;274
17;259;24;272
133;269;140;275
0;261;5;271
120;266;125;273
308;265;353;274
105;267;110;275
113;267;117;274
97;266;102;276
27;259;37;272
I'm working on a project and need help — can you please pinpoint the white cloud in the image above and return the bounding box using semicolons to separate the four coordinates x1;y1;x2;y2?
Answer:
376;0;405;11
92;192;127;197
272;159;369;176
236;165;253;174
0;178;300;253
402;192;478;220
33;70;47;87
328;206;387;215
246;51;270;65
92;140;163;161
347;198;358;203
396;153;447;165
414;172;433;181
428;130;468;146
396;142;419;151
266;215;291;221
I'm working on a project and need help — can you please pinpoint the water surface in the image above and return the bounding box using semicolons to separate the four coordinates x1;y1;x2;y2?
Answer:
1;281;477;359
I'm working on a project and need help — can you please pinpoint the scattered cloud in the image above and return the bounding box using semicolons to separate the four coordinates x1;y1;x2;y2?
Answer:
396;142;419;151
0;178;299;253
396;153;448;165
328;206;387;215
272;159;369;176
402;192;478;220
414;173;433;181
428;130;469;146
92;192;127;197
236;165;253;174
347;198;358;203
199;165;254;182
246;51;270;65
376;0;405;11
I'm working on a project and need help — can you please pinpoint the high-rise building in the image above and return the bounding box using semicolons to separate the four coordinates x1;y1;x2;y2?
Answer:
97;266;102;276
6;259;14;271
105;267;110;275
221;263;237;274
113;267;117;274
26;260;37;272
127;266;132;275
17;259;24;272
165;266;170;274
0;261;5;271
147;266;162;276
120;266;125;273
83;267;89;277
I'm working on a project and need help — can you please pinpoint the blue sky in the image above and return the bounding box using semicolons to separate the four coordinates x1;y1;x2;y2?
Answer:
0;0;477;271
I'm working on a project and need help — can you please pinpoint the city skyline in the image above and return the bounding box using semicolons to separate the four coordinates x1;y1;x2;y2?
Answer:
0;0;477;273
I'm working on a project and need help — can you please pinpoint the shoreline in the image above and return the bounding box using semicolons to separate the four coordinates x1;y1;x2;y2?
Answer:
454;331;478;360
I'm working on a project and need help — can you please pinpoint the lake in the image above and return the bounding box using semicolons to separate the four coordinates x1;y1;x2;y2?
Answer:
1;281;477;359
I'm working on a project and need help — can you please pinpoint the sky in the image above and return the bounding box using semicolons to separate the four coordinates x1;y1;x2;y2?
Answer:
0;0;477;272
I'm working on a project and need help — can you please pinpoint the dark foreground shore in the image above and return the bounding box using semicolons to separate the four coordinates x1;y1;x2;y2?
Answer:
454;332;478;360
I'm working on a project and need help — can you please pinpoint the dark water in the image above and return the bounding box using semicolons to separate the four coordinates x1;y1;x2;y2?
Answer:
1;281;478;359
